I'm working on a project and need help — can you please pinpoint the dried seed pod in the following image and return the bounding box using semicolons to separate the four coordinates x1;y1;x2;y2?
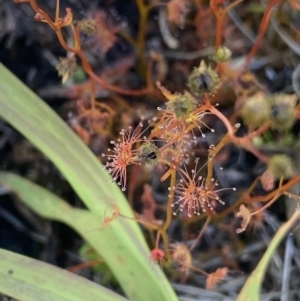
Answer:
167;91;196;120
206;267;228;290
268;94;297;131
171;243;192;274
260;170;275;191
186;60;221;96
56;56;77;84
266;154;294;180
240;92;270;128
213;46;232;63
235;204;251;233
78;18;97;35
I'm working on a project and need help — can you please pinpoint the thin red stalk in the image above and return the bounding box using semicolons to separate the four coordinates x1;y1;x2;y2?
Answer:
190;216;211;252
25;0;153;97
250;178;283;216
244;0;280;68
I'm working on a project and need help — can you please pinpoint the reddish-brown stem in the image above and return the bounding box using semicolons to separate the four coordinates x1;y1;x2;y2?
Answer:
160;170;177;232
205;132;234;187
244;0;280;68
215;15;223;49
189;265;209;277
22;0;153;97
67;259;103;273
27;0;57;30
120;213;159;230
210;0;245;49
247;175;300;204
208;104;269;163
210;0;223;49
250;177;283;216
190;216;211;252
283;191;300;201
155;231;161;249
55;0;60;23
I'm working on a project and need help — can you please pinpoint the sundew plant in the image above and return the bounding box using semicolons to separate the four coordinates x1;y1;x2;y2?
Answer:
4;0;300;296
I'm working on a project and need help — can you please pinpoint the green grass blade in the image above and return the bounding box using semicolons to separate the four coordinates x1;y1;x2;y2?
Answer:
0;173;150;300
0;248;129;301
0;64;178;301
0;172;169;300
237;210;300;301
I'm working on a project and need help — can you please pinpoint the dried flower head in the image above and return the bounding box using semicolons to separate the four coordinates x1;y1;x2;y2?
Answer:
167;91;196;120
170;159;236;217
268;93;297;131
260;170;275;192
56;56;77;84
156;82;213;140
187;60;221;96
206;267;228;290
240;92;270;128
59;8;73;27
78;18;97;35
235;204;251;233
171;243;192;274
241;92;297;131
102;120;147;191
266;154;294;181
167;0;190;27
89;10;121;54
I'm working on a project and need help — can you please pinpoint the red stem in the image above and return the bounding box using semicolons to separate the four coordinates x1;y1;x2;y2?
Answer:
244;0;280;68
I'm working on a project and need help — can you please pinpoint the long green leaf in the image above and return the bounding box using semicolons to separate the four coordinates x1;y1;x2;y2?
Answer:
0;248;128;301
0;64;178;301
0;172;165;301
237;210;300;301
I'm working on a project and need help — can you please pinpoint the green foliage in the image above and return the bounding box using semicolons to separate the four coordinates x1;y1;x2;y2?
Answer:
0;248;128;301
0;64;178;301
237;209;300;301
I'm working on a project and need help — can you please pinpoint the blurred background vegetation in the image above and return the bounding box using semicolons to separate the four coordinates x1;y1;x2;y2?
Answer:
1;0;300;300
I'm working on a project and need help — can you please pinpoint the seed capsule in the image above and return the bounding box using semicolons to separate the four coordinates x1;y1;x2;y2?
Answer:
187;60;221;96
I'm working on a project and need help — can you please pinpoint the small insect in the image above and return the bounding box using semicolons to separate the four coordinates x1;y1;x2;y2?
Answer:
137;141;160;167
